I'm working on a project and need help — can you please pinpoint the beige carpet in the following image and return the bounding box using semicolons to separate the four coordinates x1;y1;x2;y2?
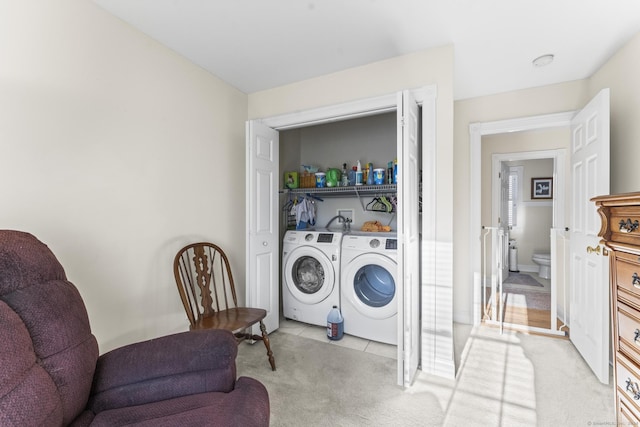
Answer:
236;324;615;426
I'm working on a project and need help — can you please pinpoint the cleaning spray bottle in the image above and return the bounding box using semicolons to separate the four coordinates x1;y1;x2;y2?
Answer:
355;160;363;185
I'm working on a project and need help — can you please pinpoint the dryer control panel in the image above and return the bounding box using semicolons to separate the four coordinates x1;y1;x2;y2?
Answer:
385;239;397;250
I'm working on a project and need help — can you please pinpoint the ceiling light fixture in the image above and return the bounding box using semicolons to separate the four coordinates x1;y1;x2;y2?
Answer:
533;54;554;67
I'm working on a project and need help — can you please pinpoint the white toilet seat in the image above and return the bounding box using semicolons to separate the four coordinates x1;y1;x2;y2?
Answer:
532;253;550;262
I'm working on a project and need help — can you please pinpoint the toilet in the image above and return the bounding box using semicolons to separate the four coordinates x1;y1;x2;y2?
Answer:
532;252;551;279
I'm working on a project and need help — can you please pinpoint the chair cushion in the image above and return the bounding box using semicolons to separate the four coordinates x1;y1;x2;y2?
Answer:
88;330;238;413
89;377;270;427
0;231;99;425
0;300;63;425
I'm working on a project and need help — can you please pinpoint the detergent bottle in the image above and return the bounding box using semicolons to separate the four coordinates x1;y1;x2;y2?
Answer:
327;306;344;340
393;158;398;184
366;162;374;185
355;160;363;186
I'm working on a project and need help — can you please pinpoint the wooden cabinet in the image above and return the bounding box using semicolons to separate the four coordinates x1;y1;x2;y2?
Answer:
593;192;640;424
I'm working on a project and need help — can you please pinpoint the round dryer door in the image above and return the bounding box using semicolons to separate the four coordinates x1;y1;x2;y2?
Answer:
342;253;397;319
283;246;335;304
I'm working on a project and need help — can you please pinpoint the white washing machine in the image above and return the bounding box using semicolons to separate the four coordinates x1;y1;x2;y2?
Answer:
282;229;343;327
340;232;398;345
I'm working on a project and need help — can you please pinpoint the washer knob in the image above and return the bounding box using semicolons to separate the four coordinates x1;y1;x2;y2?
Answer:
370;238;380;248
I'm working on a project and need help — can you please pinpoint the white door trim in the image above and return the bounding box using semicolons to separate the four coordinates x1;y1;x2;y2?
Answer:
258;87;434;130
469;111;574;325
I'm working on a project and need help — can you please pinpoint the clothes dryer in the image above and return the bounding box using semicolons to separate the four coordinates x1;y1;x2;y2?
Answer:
282;229;343;327
340;232;397;344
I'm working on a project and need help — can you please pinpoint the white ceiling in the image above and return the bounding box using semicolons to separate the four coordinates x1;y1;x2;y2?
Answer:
93;0;640;100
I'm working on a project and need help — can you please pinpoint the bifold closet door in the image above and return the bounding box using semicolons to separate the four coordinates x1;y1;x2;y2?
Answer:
246;120;280;334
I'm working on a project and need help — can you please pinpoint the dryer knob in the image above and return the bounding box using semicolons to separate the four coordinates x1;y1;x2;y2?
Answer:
370;239;380;248
305;234;314;241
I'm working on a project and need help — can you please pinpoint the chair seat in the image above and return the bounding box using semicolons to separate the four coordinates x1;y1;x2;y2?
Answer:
193;307;267;332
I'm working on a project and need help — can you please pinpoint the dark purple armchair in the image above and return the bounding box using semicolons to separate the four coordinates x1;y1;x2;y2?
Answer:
0;230;269;426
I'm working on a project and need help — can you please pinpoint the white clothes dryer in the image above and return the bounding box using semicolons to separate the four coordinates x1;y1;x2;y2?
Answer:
282;229;343;327
340;232;398;345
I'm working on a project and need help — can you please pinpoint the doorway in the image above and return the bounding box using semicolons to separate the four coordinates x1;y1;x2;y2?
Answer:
470;111;573;327
484;144;569;337
470;89;611;384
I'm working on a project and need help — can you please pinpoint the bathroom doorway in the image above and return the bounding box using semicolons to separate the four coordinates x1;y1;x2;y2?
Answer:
481;129;570;337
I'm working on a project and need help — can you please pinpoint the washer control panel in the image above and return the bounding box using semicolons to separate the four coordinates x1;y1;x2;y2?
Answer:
316;233;334;243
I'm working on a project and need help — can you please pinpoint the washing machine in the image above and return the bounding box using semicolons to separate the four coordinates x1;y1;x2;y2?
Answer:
340;232;398;345
282;229;343;327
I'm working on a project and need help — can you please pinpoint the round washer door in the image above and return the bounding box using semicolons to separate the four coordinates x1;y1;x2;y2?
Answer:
341;253;397;319
283;245;335;304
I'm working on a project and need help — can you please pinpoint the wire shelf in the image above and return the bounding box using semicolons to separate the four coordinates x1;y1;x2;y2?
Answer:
280;184;396;197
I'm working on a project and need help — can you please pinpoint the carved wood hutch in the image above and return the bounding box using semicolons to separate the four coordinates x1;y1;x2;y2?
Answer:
593;191;640;423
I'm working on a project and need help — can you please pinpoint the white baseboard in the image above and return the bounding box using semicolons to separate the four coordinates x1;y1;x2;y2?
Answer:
516;264;538;273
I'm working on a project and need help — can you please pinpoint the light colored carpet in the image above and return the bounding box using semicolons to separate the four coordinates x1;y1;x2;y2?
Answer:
236;324;615;426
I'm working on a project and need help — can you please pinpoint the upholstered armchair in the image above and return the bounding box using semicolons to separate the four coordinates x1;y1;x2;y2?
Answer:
0;230;269;426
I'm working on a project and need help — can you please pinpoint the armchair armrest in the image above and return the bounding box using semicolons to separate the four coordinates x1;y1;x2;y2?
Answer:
88;329;238;413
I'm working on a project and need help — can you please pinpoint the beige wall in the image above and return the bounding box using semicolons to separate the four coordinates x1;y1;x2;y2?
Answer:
248;46;454;120
1;0;248;351
589;32;640;194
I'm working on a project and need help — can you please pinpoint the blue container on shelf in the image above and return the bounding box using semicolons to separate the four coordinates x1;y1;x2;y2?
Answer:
373;168;385;185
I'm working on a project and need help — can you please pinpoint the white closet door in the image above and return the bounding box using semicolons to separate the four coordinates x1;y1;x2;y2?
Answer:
397;90;420;386
246;120;279;334
569;88;610;384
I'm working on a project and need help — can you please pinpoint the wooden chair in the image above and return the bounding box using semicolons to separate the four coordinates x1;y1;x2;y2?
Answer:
173;242;276;371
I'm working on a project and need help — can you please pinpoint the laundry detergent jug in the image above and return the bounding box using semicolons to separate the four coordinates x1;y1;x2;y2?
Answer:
327;306;344;340
326;168;341;187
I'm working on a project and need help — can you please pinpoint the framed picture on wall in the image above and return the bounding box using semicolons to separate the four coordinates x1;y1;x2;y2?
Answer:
531;177;553;199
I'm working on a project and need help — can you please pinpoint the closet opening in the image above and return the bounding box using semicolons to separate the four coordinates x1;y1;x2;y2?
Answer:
247;86;452;385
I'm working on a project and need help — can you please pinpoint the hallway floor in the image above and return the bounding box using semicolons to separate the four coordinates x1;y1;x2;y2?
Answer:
483;271;568;337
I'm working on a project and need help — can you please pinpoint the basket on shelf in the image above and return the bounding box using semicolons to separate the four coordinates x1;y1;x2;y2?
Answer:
300;172;316;188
